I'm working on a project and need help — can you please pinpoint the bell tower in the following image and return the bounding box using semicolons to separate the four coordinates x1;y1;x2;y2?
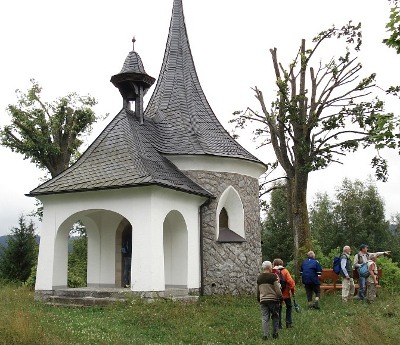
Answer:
110;37;155;124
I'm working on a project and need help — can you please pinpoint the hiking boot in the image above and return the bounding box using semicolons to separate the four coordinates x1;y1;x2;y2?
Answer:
308;302;314;309
262;336;268;341
286;323;293;328
272;333;279;339
313;301;320;309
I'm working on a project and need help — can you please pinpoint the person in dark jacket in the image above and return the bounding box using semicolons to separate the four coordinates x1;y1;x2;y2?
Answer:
257;260;283;340
300;251;322;309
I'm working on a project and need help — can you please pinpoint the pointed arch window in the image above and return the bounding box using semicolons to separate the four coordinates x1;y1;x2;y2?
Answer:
216;187;245;243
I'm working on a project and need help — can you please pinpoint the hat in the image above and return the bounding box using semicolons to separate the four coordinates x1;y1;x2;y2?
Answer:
359;244;368;250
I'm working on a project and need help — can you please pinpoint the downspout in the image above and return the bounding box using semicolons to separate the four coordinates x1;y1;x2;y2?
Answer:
199;197;211;296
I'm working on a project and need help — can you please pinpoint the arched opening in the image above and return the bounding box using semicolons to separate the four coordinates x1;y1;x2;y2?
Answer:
216;186;245;243
53;209;126;289
114;219;133;288
163;210;188;288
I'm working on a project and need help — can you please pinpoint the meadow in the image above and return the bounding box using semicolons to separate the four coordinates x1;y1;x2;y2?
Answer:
0;285;399;345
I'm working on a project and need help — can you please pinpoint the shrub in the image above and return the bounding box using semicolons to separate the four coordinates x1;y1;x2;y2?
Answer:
377;257;400;292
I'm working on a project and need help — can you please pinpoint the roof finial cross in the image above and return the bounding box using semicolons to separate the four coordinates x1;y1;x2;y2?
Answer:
132;36;136;51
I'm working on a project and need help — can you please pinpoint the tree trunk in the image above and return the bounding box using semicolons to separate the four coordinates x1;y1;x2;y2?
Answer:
288;171;312;281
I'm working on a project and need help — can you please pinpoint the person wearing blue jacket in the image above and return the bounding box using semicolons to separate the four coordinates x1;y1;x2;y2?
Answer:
300;251;322;309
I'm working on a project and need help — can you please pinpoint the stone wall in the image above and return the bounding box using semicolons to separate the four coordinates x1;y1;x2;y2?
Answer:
184;170;262;295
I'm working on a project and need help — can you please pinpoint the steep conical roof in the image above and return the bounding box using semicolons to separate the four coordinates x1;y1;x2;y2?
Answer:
120;41;147;74
144;0;260;163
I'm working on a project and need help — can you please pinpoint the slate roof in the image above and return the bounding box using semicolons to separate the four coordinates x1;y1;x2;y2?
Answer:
120;51;147;74
28;0;263;197
29;109;212;197
144;0;261;162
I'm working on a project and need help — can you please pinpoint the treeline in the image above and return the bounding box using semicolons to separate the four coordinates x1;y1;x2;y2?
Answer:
262;178;400;265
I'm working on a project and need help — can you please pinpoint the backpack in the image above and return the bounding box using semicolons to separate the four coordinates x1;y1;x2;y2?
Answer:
333;256;341;275
358;262;370;278
276;268;287;290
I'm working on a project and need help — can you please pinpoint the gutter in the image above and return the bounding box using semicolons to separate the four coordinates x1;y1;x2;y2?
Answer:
199;197;212;296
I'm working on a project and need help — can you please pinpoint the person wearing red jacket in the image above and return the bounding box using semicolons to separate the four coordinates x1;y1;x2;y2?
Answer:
273;258;296;329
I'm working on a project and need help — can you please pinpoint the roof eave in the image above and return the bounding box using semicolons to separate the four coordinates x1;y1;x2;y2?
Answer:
26;182;214;199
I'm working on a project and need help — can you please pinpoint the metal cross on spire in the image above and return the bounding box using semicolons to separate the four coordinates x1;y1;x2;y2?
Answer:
132;36;136;51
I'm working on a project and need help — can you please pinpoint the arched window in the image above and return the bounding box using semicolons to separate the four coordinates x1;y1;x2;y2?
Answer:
216;187;245;243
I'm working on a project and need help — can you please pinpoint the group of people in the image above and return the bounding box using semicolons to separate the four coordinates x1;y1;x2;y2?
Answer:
256;244;390;341
340;244;390;303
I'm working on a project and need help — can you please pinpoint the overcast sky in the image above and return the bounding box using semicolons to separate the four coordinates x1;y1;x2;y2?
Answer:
0;0;399;236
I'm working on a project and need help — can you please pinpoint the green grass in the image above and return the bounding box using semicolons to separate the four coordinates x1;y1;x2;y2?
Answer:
0;285;399;344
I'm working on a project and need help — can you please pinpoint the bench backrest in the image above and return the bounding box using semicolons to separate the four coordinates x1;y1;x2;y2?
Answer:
320;269;339;282
321;268;383;281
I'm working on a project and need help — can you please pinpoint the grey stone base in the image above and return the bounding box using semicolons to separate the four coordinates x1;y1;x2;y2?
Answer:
35;287;199;306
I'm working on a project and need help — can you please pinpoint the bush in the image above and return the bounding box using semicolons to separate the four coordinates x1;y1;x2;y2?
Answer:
24;262;37;289
377;257;400;292
67;271;86;288
67;231;87;288
316;246;341;269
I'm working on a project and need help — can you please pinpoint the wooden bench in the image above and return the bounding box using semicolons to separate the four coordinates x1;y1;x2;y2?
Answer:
319;268;382;293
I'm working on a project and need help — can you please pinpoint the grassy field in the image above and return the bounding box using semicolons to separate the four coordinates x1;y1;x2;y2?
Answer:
0;285;399;345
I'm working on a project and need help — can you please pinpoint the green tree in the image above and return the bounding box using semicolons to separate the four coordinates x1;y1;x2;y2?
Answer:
231;23;399;274
388;213;400;262
262;183;294;263
384;0;400;54
0;79;100;178
0;215;38;283
310;178;391;255
309;192;338;255
334;178;389;250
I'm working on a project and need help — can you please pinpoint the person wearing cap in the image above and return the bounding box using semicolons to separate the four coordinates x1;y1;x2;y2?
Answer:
257;260;283;340
353;244;390;301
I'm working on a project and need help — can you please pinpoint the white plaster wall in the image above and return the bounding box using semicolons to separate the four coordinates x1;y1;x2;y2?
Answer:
35;216;56;290
52;222;70;288
85;216;101;287
166;155;266;178
164;211;188;287
35;186;206;292
152;188;205;290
